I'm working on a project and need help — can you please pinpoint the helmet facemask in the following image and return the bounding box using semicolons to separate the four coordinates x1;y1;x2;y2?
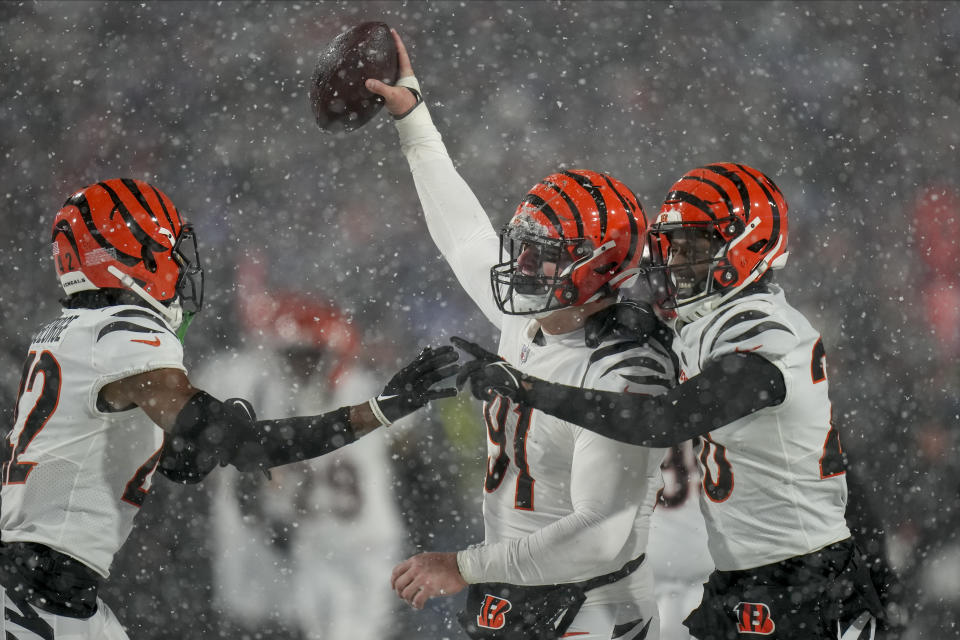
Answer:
491;216;586;316
169;225;204;338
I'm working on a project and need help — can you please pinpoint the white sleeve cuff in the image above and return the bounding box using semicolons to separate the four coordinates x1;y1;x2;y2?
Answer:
394;75;439;143
456;547;484;584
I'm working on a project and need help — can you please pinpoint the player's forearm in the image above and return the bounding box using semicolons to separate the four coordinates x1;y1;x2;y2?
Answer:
254;407;359;468
524;352;787;447
457;507;634;585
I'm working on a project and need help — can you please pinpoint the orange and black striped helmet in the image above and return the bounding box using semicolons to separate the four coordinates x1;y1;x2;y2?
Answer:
491;169;648;316
650;162;788;320
51;178;203;327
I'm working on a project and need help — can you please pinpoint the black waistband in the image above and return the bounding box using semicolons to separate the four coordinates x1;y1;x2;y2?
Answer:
580;553;646;592
719;538;855;585
0;542;101;618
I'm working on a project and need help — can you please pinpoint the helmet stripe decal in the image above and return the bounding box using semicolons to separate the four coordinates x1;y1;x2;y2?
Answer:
522;194;565;238
99;181;169;270
540;178;585;238
602;174;641;269
705;164;751;221
118;178;163;227
664;189;718;221
735;163;782;252
681;176;735;219
562;170;608;238
71;192;141;267
143;181;182;232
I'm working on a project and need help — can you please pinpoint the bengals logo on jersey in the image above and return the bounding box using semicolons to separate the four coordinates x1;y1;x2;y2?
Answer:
477;593;512;630
734;601;775;635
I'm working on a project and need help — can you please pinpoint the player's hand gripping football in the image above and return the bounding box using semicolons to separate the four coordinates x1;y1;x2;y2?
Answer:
450;337;529;404
368;346;460;426
364;29;420;117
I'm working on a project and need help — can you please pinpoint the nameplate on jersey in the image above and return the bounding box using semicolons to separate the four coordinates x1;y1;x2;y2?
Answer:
31;315;77;345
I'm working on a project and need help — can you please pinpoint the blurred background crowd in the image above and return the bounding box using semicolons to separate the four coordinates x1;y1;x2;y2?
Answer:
1;1;957;638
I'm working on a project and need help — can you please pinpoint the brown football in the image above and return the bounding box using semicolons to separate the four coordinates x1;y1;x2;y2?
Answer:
309;21;398;133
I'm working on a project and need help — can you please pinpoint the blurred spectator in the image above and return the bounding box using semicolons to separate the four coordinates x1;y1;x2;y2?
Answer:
195;283;406;640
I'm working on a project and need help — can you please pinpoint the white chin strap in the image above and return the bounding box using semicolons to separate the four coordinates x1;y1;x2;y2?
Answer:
106;265;183;329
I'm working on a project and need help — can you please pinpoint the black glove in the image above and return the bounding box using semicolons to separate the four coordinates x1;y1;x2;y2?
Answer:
451;336;528;403
584;300;659;348
368;345;460;425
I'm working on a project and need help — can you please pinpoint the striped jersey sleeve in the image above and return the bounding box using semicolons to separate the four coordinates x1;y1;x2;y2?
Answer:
581;335;677;395
92;306;185;379
697;296;799;369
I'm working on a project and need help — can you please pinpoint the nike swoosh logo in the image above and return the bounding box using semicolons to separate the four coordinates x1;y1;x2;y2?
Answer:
131;336;162;347
377;394;399;402
735;345;763;353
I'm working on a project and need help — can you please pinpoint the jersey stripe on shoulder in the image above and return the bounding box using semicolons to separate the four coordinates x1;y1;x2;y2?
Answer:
588;340;641;367
601;355;667;377
97;321;164;341
583;339;675;394
701;304;795;366
97;307;176;342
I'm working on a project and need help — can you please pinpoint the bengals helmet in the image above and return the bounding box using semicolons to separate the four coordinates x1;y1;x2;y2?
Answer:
490;169;647;316
51;178;204;333
650;162;788;322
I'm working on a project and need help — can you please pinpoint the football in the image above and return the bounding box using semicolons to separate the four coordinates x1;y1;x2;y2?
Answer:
309;21;398;133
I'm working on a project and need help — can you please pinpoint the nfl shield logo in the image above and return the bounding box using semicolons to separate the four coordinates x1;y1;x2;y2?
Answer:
520;344;531;364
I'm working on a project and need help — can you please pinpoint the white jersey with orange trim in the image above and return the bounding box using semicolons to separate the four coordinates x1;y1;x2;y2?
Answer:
1;305;182;577
672;285;851;571
394;86;674;616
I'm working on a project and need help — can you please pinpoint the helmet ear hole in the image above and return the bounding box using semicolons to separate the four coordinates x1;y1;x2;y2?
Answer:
747;240;768;253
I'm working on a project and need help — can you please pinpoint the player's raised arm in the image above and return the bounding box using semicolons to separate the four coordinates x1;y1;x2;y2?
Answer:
365;29;504;328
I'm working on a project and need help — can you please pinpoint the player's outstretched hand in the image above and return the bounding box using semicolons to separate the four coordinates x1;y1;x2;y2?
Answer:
369;346;459;426
391;551;467;610
451;336;528;404
365;29;419;116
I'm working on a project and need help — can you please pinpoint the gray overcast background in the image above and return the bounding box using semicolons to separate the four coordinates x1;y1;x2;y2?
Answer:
1;2;958;637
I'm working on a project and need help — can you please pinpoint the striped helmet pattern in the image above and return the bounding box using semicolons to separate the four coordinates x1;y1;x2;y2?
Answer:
52;178;186;301
655;162;789;292
509;169;647;308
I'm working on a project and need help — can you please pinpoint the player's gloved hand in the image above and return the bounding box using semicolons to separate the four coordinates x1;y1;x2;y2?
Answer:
584;300;659;348
368;346;460;426
450;336;528;404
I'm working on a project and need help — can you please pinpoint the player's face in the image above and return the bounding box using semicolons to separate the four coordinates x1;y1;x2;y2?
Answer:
665;228;722;300
515;242;569;291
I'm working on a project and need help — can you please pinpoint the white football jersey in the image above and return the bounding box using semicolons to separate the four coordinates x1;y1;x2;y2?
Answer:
1;305;183;577
673;284;850;571
471;316;673;606
396;95;674;608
